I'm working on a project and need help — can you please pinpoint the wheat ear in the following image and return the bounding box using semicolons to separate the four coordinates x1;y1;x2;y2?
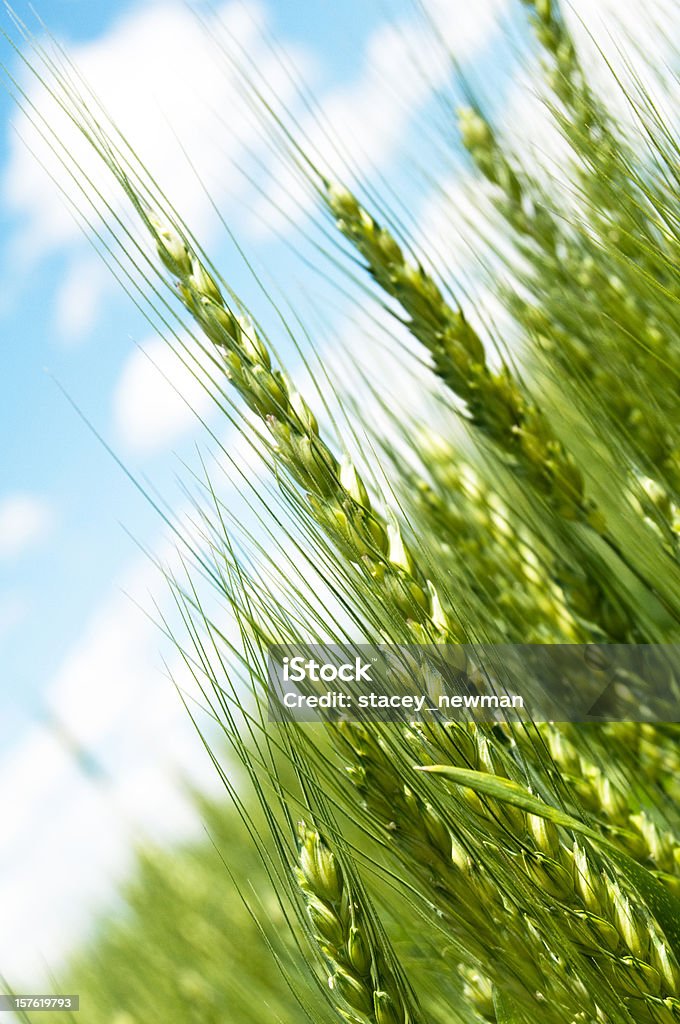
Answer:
297;823;421;1024
326;184;598;530
458;107;680;501
532;724;680;878
403;433;579;641
147;211;460;645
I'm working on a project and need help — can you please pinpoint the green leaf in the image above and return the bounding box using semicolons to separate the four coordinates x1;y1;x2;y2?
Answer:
418;765;680;956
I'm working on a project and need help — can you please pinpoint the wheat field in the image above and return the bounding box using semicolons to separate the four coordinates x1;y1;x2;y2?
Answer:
4;0;680;1022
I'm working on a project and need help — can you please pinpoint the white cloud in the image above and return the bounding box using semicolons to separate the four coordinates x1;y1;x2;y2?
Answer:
54;257;112;342
0;550;222;983
113;334;218;453
0;493;53;559
424;0;510;55
3;1;310;339
45;559;162;745
0;726;75;854
250;2;508;235
0;772;131;983
0;723;203;983
5;2;258;255
416;171;496;280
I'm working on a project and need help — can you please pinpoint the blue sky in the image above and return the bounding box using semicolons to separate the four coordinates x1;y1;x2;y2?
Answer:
0;0;409;742
0;0;664;987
